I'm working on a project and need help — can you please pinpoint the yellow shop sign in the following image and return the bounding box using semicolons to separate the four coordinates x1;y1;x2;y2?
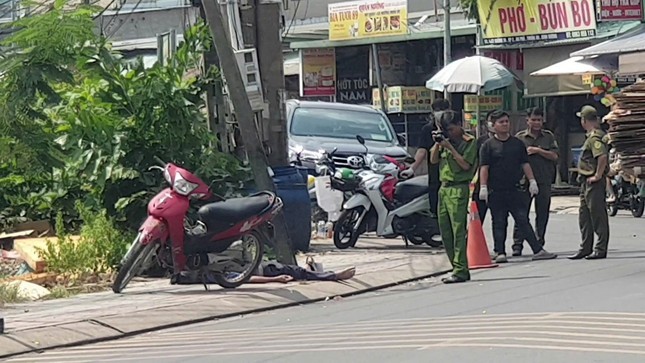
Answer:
328;0;408;41
373;86;434;114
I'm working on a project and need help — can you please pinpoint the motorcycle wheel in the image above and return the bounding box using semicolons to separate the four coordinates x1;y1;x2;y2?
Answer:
607;203;618;217
333;207;364;249
424;233;443;248
112;234;156;294
407;235;425;245
631;197;645;218
212;230;265;289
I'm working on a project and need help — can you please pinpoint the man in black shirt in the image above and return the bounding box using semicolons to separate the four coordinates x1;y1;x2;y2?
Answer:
472;109;497;222
403;98;451;214
479;111;557;263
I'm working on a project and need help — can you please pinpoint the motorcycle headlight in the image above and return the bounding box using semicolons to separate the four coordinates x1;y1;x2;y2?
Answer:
173;171;199;196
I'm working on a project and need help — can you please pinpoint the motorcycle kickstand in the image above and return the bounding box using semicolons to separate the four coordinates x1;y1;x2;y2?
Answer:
402;235;409;248
200;269;210;291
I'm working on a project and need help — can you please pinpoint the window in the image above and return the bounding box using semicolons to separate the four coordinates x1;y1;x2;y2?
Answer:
290;107;394;142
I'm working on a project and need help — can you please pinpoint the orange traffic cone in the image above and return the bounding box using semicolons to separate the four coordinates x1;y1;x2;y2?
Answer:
467;201;498;270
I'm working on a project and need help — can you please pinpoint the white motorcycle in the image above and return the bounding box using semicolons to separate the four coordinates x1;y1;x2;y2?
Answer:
333;136;442;249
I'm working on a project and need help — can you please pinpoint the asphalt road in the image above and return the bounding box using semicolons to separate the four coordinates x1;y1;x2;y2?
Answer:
5;211;645;363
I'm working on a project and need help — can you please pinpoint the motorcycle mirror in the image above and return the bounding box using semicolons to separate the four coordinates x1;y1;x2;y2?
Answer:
331;147;338;156
356;135;366;145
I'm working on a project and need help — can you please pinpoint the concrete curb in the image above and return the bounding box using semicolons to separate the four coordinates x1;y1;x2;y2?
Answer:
0;267;451;360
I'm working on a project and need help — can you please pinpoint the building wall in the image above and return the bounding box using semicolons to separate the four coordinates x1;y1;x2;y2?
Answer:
98;6;199;42
284;0;462;21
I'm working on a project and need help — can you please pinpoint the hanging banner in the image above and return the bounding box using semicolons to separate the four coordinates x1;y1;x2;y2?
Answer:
599;0;642;21
328;0;408;41
372;86;434;114
300;48;336;97
477;0;597;45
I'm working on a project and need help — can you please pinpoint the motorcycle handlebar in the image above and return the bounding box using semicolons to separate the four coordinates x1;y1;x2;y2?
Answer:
153;156;166;167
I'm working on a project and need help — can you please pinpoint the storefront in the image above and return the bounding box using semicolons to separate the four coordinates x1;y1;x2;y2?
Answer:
288;0;478;149
474;0;642;184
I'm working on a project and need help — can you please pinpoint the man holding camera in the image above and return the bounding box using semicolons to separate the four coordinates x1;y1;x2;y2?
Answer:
403;98;451;214
429;110;478;284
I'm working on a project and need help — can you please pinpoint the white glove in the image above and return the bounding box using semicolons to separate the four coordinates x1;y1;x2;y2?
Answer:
400;168;415;178
479;186;488;203
529;179;539;196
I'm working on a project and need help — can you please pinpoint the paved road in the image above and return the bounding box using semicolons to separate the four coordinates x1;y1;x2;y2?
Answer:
5;212;645;363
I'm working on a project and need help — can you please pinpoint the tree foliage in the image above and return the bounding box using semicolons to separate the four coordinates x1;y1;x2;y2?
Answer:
459;0;479;22
0;1;249;230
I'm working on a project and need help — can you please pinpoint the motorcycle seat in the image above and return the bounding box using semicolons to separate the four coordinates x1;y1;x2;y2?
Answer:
395;175;429;201
198;194;271;225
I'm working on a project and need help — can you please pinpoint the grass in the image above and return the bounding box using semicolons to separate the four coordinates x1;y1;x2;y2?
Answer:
0;282;28;305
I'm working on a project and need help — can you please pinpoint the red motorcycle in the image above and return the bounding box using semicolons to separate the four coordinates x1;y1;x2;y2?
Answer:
112;157;283;293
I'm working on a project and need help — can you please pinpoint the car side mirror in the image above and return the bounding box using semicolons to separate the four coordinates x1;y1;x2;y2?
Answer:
397;133;407;145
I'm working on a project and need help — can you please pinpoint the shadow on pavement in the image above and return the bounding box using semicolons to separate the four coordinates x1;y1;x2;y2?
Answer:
473;275;549;283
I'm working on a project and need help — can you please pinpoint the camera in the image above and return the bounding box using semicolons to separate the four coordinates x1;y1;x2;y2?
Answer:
432;130;448;143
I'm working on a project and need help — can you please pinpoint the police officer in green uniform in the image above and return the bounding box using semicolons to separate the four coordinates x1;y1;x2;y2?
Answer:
430;110;478;284
569;105;610;260
513;107;559;256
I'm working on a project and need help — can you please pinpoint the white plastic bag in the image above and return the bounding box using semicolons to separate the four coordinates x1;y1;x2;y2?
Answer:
314;176;344;213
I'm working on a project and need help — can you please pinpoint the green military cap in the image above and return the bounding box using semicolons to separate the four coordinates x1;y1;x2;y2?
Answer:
576;105;598;120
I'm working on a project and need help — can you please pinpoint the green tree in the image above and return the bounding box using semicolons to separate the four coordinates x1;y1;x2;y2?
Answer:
0;1;249;229
459;0;479;22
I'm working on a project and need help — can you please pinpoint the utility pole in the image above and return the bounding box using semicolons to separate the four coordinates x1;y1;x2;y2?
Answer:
201;0;296;265
254;0;288;167
199;4;230;152
443;0;451;99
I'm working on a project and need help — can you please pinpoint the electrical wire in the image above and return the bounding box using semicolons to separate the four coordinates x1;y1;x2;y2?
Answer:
106;0;143;39
0;0;108;38
101;0;126;35
281;0;301;37
93;0;117;19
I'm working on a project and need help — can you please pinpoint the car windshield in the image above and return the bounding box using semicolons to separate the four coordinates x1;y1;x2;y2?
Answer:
290;107;394;142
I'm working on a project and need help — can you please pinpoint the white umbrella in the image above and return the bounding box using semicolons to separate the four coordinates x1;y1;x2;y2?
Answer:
425;55;518;93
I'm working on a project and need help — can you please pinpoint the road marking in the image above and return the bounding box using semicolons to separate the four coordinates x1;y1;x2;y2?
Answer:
7;312;645;362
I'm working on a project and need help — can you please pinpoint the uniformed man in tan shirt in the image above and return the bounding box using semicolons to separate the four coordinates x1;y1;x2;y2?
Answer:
569;105;610;260
512;107;559;256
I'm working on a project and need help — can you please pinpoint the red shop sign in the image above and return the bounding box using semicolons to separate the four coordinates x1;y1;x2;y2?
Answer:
599;0;643;21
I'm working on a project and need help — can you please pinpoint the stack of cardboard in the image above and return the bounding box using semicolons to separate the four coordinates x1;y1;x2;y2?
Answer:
603;81;645;176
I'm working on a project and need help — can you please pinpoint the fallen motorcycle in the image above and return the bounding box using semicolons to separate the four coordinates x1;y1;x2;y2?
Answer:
112;157;282;293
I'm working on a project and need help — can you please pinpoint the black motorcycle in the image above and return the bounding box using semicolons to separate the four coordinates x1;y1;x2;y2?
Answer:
607;176;645;218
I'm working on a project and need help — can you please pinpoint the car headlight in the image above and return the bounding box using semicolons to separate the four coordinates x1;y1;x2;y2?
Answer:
301;149;325;161
173;172;199;196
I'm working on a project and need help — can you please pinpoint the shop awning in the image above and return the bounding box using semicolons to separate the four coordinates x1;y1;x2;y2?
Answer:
530;55;617;77
283;52;300;76
523;44;593;98
571;23;645;57
289;23;477;49
619;52;645;75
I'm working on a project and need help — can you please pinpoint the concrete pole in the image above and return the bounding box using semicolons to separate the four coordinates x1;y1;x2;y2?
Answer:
201;0;296;264
255;0;288;167
442;0;451;99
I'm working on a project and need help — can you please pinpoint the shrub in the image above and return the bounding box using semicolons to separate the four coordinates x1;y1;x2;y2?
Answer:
38;203;134;279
